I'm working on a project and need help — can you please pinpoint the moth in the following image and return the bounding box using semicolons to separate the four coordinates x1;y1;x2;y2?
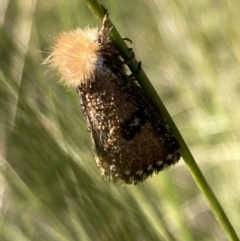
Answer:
45;11;181;184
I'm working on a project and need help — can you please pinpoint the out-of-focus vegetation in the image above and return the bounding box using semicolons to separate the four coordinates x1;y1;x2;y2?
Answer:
1;0;240;240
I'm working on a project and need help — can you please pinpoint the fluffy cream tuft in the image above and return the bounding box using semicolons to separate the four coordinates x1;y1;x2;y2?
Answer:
45;28;100;87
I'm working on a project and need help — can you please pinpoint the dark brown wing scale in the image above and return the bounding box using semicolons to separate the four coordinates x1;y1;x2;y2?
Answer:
77;51;181;184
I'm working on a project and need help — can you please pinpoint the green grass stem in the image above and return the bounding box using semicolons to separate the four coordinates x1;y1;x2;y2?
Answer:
83;0;239;240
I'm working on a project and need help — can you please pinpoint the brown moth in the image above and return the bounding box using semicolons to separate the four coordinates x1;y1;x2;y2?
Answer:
45;12;181;184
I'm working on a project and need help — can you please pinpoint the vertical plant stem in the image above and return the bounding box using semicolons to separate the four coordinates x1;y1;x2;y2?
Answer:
83;0;239;240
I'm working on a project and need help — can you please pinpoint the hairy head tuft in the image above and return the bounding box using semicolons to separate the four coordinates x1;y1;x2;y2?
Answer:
45;28;100;87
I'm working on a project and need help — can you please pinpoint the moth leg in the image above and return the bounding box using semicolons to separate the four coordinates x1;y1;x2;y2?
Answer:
124;48;135;64
99;5;111;45
129;61;142;78
122;37;132;44
101;4;109;26
124;48;142;77
135;61;142;74
100;4;141;77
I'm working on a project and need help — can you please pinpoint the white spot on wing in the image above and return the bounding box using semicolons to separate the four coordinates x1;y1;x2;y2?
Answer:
124;170;130;176
147;165;152;171
156;160;163;166
136;170;143;176
110;165;116;171
167;154;173;160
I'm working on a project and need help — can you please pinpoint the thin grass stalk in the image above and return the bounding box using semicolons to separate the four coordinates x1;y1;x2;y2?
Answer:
83;0;239;240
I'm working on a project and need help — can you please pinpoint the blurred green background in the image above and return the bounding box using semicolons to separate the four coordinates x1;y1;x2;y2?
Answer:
1;0;240;240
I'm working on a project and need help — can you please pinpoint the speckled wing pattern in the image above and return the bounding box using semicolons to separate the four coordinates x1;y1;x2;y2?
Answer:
77;39;181;184
46;11;181;184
